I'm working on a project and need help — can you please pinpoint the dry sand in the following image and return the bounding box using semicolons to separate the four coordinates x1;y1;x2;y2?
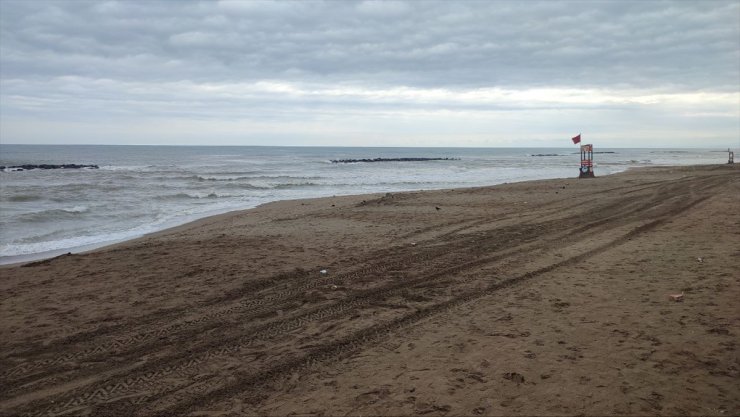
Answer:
1;164;738;416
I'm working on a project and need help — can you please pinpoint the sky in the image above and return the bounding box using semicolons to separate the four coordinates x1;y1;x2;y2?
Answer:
0;0;738;148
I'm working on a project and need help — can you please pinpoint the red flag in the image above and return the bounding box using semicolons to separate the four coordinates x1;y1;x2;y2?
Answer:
572;134;581;144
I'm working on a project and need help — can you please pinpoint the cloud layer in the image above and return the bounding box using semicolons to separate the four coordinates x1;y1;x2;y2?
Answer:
1;0;738;146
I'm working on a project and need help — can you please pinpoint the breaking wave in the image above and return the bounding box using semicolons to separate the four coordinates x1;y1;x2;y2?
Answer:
18;206;90;222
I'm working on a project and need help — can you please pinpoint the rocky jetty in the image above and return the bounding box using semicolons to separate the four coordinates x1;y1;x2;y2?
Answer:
0;164;99;171
330;157;459;163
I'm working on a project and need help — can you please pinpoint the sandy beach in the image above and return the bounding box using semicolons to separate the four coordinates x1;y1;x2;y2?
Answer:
1;164;738;416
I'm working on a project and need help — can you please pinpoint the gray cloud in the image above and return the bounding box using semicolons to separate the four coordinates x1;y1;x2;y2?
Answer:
0;0;738;146
3;0;738;89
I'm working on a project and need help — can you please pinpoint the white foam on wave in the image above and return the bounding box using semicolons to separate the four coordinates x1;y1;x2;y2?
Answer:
65;205;89;213
0;232;138;258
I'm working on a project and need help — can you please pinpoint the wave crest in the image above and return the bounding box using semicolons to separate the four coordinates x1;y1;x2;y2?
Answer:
18;206;90;223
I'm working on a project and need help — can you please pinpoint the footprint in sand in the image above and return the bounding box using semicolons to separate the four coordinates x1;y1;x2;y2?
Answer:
502;372;525;384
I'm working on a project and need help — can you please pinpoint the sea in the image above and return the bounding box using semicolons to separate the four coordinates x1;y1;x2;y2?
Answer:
0;145;729;264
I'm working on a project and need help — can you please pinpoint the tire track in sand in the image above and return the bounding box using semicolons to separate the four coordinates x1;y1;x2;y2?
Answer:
2;173;726;416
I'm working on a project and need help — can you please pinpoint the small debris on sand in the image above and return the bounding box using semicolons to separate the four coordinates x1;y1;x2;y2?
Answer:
669;293;684;302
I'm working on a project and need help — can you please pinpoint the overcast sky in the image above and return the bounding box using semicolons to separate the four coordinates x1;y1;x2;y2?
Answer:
1;0;738;147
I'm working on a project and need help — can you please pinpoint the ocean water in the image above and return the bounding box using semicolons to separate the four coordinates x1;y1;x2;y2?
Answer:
0;145;728;263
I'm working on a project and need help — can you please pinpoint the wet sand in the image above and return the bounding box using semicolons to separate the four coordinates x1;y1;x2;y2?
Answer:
1;164;738;416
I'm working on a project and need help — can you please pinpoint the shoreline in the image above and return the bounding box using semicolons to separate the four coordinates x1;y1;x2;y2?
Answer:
3;146;733;265
1;165;645;266
2;163;738;416
0;204;264;267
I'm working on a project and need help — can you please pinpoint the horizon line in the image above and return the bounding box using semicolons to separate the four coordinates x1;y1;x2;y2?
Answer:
1;143;736;149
